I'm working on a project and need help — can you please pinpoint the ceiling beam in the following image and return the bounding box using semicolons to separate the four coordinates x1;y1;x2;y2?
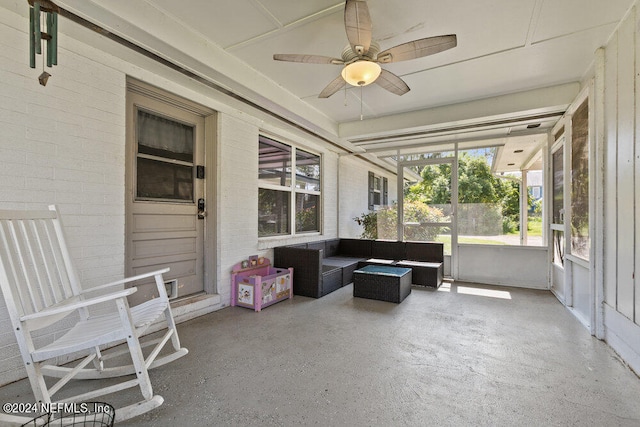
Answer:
339;82;580;140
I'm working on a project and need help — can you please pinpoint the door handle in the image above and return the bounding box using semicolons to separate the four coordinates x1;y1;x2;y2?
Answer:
197;198;206;219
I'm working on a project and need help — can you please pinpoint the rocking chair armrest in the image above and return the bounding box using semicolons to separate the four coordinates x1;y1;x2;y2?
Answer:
20;288;137;322
80;268;171;295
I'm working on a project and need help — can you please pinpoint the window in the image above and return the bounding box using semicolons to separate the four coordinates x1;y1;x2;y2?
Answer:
368;172;388;210
259;136;321;237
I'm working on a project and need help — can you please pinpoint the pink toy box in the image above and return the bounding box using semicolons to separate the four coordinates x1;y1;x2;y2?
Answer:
231;256;293;312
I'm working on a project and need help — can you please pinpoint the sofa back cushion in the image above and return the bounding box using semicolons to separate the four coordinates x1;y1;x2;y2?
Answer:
405;241;444;263
338;239;373;258
287;243;307;249
324;239;341;258
273;246;322;288
372;240;406;260
307;241;326;252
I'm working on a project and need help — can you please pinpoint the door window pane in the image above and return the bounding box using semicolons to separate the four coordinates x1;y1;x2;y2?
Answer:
136;110;194;201
553;230;565;266
526;170;544;247
570;100;589;260
137;110;194;162
552;147;564;224
136;158;193;200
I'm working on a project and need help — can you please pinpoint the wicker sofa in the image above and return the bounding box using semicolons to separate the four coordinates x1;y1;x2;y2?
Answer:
273;239;444;298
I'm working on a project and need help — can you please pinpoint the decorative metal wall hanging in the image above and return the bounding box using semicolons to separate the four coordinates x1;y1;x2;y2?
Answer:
28;0;59;86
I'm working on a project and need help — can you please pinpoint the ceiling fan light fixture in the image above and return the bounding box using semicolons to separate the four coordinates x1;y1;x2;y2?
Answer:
341;60;381;87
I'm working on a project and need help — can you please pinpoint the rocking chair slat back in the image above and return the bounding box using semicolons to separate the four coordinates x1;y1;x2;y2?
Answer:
0;206;188;424
0;207;79;321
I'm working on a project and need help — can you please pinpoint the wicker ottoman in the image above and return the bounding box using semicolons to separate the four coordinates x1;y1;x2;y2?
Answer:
353;265;412;303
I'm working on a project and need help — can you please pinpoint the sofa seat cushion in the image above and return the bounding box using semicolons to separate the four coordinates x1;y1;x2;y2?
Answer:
395;260;442;269
323;256;364;286
322;264;341;273
395;260;443;288
323;256;363;268
321;266;342;296
360;258;396;265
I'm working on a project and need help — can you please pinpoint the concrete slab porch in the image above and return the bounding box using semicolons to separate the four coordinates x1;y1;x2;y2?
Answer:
1;281;639;426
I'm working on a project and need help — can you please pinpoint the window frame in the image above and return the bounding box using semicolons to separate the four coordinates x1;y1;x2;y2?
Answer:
258;135;322;238
134;107;197;203
368;171;388;210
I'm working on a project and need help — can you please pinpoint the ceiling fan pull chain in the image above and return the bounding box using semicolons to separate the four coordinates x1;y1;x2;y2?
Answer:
344;83;348;106
360;85;363;121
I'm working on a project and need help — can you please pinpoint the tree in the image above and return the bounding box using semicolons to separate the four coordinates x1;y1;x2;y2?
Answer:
501;180;521;234
405;152;524;235
407;153;511;205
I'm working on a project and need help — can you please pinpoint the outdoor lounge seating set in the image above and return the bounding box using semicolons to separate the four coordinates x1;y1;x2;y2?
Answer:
273;238;443;298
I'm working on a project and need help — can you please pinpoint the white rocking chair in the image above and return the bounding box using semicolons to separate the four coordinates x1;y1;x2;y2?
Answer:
0;206;188;424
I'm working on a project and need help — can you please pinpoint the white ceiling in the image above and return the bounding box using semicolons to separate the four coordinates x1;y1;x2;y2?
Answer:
23;0;635;170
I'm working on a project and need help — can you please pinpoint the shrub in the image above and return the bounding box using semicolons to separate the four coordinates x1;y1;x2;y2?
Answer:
354;201;445;240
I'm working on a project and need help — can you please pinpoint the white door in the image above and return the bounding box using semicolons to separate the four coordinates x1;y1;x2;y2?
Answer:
126;87;206;303
550;136;566;301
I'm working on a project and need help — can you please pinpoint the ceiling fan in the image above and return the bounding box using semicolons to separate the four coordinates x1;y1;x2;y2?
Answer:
273;0;457;98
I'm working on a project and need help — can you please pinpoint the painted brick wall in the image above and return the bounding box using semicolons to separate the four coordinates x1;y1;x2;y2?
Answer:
216;113;260;305
339;156;398;238
0;14;127;385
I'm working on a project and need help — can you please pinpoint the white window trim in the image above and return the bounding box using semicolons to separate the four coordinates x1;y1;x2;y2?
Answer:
258;136;322;238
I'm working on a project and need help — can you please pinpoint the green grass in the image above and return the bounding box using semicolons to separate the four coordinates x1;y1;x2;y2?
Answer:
502;217;544;237
436;235;507;245
435;235;507;255
527;217;543;236
426;217;544;254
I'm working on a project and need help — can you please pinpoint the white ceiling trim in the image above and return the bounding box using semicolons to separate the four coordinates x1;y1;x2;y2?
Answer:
339;82;579;140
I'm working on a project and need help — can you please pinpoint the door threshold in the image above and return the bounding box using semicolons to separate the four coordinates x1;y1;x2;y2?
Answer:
170;293;223;323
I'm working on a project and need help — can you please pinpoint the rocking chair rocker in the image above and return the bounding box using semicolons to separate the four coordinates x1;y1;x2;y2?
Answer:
0;206;188;424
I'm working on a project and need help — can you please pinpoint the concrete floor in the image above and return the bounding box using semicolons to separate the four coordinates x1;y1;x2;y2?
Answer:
2;281;640;426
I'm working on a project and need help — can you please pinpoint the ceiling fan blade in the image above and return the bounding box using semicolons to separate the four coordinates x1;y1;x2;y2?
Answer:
344;0;372;56
273;54;344;65
319;75;346;98
375;69;410;96
377;34;457;63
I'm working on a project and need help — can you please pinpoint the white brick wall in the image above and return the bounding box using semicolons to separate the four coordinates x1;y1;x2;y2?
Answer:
216;113;260;305
0;12;127;385
339;156;398;238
